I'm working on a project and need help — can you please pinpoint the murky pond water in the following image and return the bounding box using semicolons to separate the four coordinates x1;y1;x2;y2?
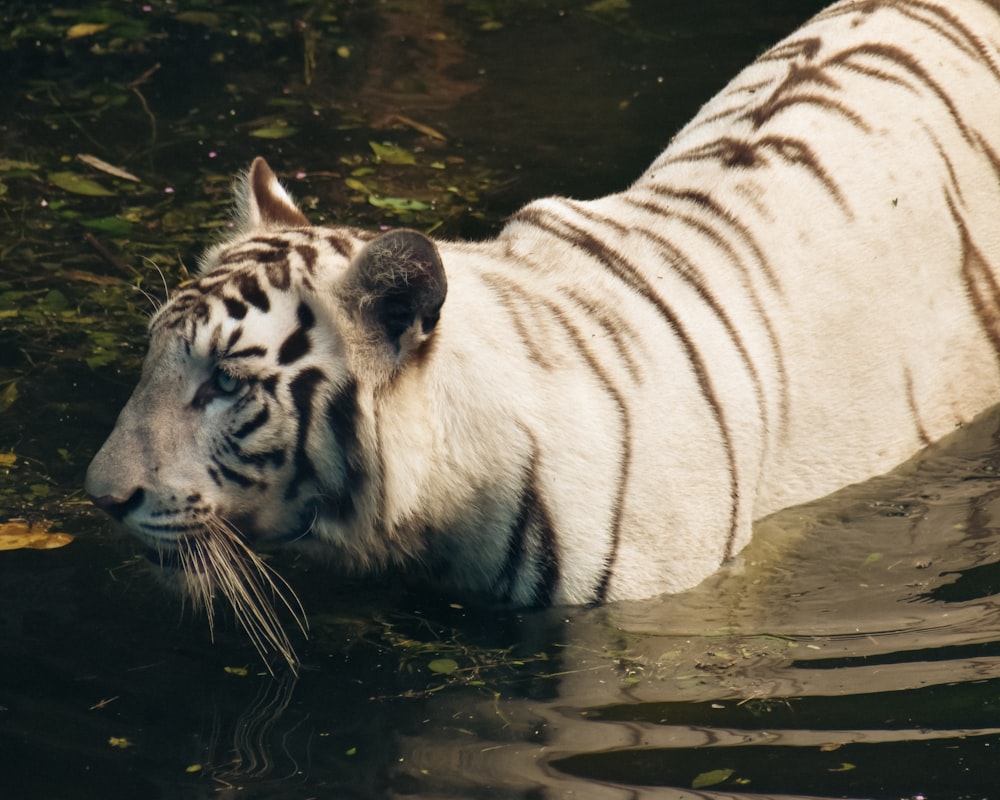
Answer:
3;1;1000;797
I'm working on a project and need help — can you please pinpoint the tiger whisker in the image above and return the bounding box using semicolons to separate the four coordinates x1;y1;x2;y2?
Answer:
141;255;172;305
210;518;307;672
212;517;309;634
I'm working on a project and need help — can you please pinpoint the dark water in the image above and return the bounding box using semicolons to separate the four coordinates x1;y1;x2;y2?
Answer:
4;1;1000;798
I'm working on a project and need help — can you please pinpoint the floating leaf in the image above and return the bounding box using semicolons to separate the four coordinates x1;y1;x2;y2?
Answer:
249;122;298;139
66;23;109;39
0;520;74;551
0;159;39;173
862;552;883;566
82;217;133;236
367;195;429;211
77;154;141;182
49;171;115;197
828;762;856;772
427;658;459;675
175;11;221;26
369;141;416;165
0;452;15;468
0;382;17;414
108;736;134;749
344;178;369;193
185;764;202;773
691;768;734;789
224;666;249;676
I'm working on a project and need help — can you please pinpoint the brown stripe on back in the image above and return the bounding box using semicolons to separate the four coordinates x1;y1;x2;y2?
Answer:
959;224;1000;363
831;44;977;147
559;285;645;384
819;1;1000;87
903;366;933;447
757;134;851;216
479;273;557;371
639;187;783;294
757;36;822;64
513;206;743;563
619;198;788;441
532;293;630;603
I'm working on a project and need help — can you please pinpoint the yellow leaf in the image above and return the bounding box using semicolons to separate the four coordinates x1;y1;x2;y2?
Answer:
108;736;134;749
224;666;249;676
0;452;16;468
0;520;75;551
66;23;109;40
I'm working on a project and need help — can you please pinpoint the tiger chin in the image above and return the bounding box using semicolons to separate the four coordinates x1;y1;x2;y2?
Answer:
87;0;1000;668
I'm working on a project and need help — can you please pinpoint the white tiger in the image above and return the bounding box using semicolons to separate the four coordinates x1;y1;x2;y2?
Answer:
86;0;1000;649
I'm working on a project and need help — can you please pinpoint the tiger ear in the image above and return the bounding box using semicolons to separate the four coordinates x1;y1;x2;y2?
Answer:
240;157;310;230
344;229;447;361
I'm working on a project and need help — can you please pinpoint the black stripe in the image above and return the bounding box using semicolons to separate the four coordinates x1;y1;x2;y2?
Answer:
225;326;243;352
222;435;287;468
233;406;270;439
228;345;267;360
278;302;315;365
223;296;248;319
221;247;289;266
249;236;292;250
494;439;560;608
324;379;366;519
265;260;291;290
285;367;325;500
278;329;310;364
207;466;223;487
213;458;256;488
235;273;270;312
325;234;352;259
295;244;319;275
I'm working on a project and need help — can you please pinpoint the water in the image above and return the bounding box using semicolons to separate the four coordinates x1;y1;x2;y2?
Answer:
3;0;1000;797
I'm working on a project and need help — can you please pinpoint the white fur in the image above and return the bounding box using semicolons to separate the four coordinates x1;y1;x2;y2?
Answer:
88;0;1000;606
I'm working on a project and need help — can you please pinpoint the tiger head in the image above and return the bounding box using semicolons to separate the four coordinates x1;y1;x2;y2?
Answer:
85;158;447;667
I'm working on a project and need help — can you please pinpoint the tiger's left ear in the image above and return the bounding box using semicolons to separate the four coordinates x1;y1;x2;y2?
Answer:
344;229;447;362
241;157;310;230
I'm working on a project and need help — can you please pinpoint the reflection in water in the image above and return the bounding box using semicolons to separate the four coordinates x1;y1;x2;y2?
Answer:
210;671;300;783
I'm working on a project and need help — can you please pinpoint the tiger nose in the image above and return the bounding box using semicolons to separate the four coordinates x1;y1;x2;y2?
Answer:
89;487;146;521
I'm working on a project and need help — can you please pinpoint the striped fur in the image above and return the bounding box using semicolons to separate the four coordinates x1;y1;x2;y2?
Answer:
88;0;1000;616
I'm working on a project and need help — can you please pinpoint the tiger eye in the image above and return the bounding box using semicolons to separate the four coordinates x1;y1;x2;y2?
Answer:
214;368;240;394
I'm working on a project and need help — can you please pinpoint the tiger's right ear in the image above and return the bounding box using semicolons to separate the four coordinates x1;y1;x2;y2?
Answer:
239;157;310;230
343;229;447;363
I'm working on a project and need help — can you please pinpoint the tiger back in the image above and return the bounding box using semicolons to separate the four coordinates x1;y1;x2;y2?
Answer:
86;0;1000;623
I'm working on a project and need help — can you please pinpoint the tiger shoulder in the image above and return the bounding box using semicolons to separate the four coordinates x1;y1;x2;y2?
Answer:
86;0;1000;610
